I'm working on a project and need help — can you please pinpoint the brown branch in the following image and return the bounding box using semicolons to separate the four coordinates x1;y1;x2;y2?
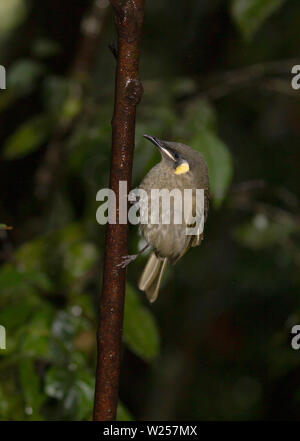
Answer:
179;58;300;102
93;0;145;421
71;0;110;76
203;59;298;100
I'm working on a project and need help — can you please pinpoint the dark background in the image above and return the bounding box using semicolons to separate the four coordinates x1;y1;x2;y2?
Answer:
0;0;300;421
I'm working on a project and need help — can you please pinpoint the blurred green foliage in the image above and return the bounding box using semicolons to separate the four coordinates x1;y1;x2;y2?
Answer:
0;0;28;42
231;0;288;39
0;0;300;422
0;223;160;419
3;115;52;159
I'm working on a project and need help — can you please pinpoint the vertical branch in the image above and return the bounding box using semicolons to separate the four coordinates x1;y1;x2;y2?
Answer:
93;0;145;421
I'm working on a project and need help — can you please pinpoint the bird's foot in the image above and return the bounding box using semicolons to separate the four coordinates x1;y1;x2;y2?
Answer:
116;254;138;269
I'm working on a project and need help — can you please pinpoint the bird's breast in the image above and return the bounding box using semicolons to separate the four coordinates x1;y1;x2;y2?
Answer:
138;165;199;260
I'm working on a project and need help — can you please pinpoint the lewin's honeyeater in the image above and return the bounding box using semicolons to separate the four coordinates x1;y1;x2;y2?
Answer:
119;134;209;303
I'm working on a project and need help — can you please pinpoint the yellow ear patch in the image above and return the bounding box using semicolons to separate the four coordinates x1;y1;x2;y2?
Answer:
175;161;190;175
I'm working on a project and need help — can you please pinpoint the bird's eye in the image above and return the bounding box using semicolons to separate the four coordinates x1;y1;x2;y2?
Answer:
173;153;179;161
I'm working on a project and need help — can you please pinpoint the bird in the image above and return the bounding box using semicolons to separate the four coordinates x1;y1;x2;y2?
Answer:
118;134;210;303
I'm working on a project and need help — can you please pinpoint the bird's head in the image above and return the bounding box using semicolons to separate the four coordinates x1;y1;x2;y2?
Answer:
143;134;193;175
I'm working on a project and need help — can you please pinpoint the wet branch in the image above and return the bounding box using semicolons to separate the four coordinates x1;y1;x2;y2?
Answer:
93;0;146;421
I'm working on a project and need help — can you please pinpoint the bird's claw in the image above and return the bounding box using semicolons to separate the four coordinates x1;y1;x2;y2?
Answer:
116;254;137;269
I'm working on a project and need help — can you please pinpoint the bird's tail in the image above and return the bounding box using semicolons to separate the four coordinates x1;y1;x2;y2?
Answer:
138;252;168;303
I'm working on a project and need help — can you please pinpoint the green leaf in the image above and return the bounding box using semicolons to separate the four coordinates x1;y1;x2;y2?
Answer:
116;401;134;421
52;311;78;342
45;367;69;400
16;239;45;273
61;96;82;123
42;76;82;123
123;283;160;362
190;130;233;207
45;366;94;420
0;263;52;306
0;301;33;329
16;224;98;291
51;310;89;343
43;76;69;113
0;383;24;420
24;270;53;292
8;59;45;95
233;214;297;249
32;39;61;59
19;306;54;358
231;0;288;40
183;99;217;133
49;310;92;366
19;358;45;419
0;90;17;113
0;264;37;298
63;241;98;286
3;115;51;160
0;224;12;230
0;0;28;40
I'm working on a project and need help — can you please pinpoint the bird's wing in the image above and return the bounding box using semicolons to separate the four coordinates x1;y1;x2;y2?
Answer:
190;232;203;248
171;187;207;265
171;231;203;265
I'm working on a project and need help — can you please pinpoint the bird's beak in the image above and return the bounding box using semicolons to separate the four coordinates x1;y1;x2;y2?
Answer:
143;134;175;161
